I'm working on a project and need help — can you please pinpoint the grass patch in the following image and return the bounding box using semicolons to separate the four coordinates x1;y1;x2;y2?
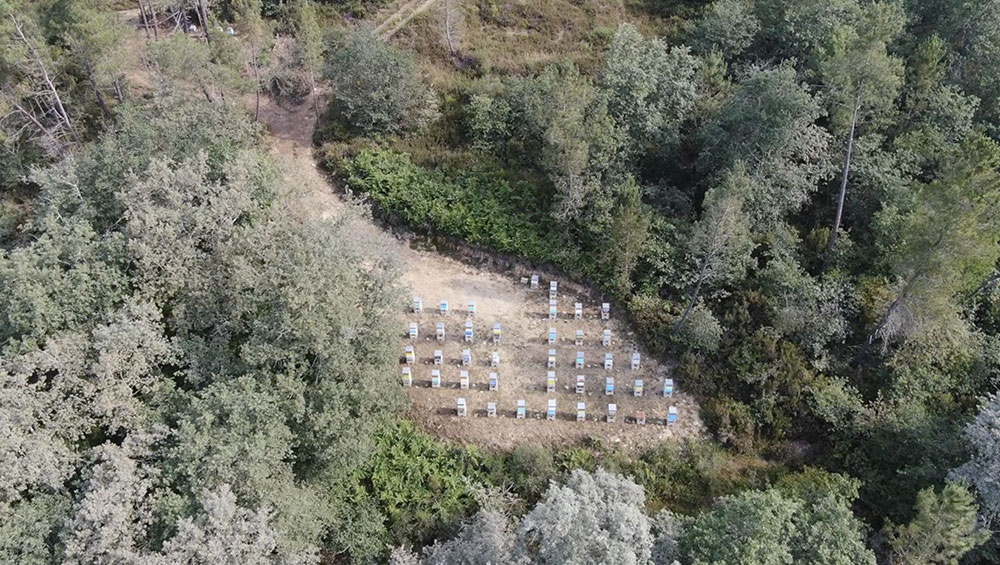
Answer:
390;0;680;81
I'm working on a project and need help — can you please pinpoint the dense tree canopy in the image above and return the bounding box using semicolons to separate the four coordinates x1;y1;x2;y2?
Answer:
0;92;404;563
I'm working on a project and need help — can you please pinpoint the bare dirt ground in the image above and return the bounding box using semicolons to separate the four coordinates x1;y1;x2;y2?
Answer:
256;95;704;452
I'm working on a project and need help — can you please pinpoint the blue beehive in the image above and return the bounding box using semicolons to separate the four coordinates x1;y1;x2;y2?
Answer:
663;378;674;398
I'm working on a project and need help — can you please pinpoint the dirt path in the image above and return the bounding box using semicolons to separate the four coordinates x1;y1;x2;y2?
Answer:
380;0;440;39
373;0;440;39
373;0;421;34
256;96;704;452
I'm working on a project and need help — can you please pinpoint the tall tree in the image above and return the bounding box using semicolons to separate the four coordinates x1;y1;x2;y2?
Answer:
424;507;525;565
518;469;655;565
903;35;949;117
762;256;853;358
866;134;1000;350
146;34;249;104
688;0;760;58
0;2;79;156
323;26;436;136
467;62;622;226
0;493;69;565
516;63;620;224
675;164;754;331
818;1;905;253
59;436;162;564
288;0;323;118
600;24;697;163
1;94;405;562
157;485;315;565
698;64;831;230
438;0;464;56
232;0;269;121
887;483;988;565
950;392;1000;526
753;0;861;63
679;487;876;565
601;177;650;296
905;0;1000;131
62;0;134;117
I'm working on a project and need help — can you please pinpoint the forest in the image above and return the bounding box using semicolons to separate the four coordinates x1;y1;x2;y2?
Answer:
2;0;1000;563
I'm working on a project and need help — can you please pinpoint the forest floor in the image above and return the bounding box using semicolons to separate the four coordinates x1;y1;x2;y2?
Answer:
256;95;705;451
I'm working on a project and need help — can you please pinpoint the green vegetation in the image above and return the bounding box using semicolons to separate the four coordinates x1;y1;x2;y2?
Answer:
316;0;1000;561
333;421;784;561
322;27;437;137
340;149;589;270
3;0;1000;563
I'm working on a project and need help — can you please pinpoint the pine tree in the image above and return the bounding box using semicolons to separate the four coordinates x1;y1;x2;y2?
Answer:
887;484;988;565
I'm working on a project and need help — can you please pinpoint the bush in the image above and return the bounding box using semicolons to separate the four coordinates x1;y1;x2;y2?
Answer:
704;397;758;453
503;445;557;502
674;303;723;352
322;27;437;137
362;421;494;547
340;149;593;271
628;293;677;355
629;440;784;514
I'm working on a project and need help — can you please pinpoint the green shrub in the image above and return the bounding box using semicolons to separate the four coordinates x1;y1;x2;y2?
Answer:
362;421;495;546
704;397;758;453
503;444;557;502
322;28;437;137
629;440;784;515
340;148;591;270
628;293;677;355
555;446;601;473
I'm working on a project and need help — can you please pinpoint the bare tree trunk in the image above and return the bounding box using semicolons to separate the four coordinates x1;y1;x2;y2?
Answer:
674;267;708;332
6;100;62;156
85;64;113;118
444;0;456;55
10;14;79;144
854;266;930;365
440;0;463;56
855;292;905;365
966;270;1000;302
672;186;744;333
827;96;861;255
113;77;126;103
674;233;724;333
89;77;112;118
197;0;211;44
249;39;261;122
308;68;319;120
137;0;151;40
42;70;77;143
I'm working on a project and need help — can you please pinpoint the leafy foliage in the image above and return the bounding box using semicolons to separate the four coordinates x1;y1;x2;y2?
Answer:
519;468;656;565
951;392;1000;526
679;484;876;565
340;148;592;272
0;94;403;563
887;483;989;565
322;26;436;136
